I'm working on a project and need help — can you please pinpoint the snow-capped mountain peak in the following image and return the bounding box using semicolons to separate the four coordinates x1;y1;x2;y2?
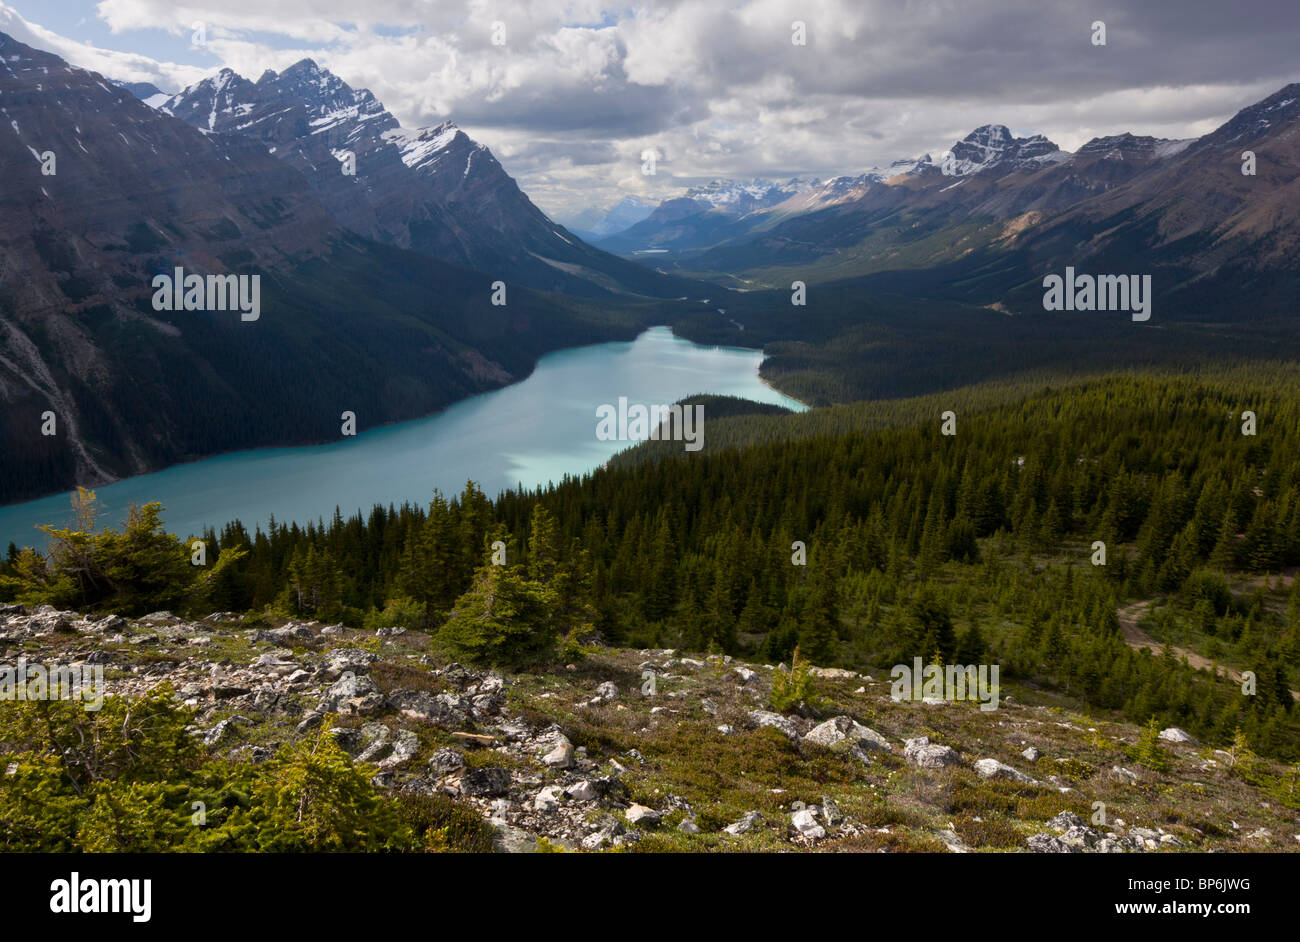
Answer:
1206;82;1300;145
1074;132;1194;162
681;177;815;215
936;124;1063;176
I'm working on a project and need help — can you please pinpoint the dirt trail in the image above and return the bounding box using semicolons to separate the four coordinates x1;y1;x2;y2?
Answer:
1116;600;1298;699
1116;600;1240;681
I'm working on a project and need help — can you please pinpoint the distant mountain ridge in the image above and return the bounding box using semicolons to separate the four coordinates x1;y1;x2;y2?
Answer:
608;85;1300;320
593;177;815;254
569;196;657;240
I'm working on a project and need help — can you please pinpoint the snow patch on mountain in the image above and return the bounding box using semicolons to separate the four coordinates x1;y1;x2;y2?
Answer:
383;123;461;170
684;177;815;213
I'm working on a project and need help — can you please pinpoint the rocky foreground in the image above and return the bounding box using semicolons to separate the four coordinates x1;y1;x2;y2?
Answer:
1;604;1296;852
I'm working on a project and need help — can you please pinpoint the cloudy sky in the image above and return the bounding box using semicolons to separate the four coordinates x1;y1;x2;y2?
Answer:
2;0;1298;223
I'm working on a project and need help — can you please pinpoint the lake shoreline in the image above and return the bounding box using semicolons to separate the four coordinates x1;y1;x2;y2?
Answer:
757;373;813;409
0;328;800;548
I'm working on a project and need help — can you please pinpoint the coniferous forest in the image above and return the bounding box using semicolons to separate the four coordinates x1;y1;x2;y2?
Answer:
6;368;1297;759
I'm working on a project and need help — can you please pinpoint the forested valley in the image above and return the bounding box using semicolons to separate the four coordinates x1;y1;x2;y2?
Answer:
5;367;1298;760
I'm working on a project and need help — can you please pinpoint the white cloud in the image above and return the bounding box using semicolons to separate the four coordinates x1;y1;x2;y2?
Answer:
1;2;206;88
2;0;1296;219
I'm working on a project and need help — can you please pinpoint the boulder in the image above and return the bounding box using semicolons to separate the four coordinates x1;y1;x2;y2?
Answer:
1158;727;1198;744
565;780;600;802
723;811;763;835
1027;833;1079;853
791;808;825;840
626;803;662;828
318;674;384;716
903;736;960;768
388;689;469;727
804;715;891;753
542;739;575;770
429;748;466;775
747;710;799;741
974;758;1036;783
322;647;377;678
1047;811;1084;832
379;729;419;768
460;767;512;798
533;786;562;812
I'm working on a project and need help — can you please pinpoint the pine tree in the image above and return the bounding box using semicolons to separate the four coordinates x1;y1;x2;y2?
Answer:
797;555;839;664
437;558;555;668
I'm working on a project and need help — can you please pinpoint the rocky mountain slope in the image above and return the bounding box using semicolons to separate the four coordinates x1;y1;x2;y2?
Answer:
159;61;702;299
5;601;1293;853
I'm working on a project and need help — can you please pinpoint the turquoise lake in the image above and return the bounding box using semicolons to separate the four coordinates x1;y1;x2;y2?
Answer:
0;327;805;548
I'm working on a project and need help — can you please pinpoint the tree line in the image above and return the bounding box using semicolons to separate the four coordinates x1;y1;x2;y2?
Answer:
3;372;1297;756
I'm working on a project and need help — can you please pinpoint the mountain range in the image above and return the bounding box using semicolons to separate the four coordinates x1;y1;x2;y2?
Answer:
3;19;1299;507
593;177;814;254
598;93;1300;320
153;60;700;300
0;31;699;504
